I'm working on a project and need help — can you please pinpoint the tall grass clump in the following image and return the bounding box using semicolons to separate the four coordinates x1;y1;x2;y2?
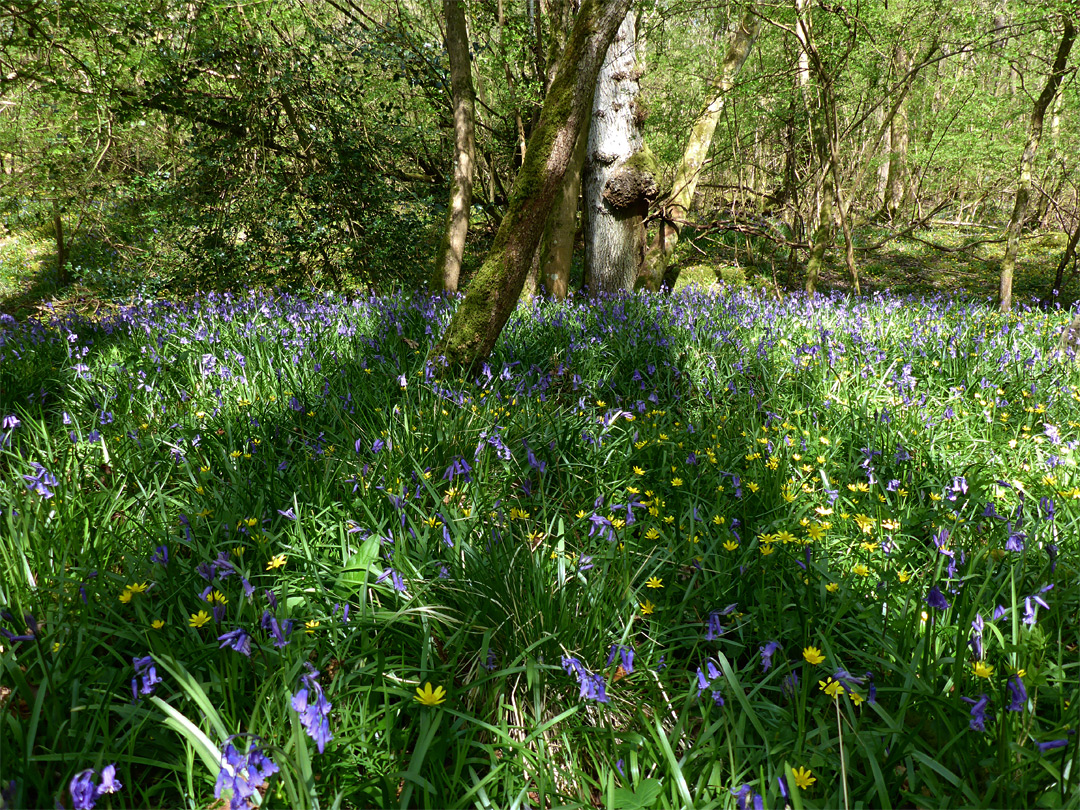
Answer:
1;287;1078;809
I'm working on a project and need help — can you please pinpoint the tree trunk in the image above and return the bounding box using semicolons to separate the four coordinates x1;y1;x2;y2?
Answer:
879;44;911;222
53;201;69;286
526;0;588;302
582;11;657;294
999;16;1075;312
638;6;759;292
434;0;633;370
432;0;477;294
536;123;589;299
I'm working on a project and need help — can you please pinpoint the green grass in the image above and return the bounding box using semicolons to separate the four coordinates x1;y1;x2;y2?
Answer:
1;286;1079;809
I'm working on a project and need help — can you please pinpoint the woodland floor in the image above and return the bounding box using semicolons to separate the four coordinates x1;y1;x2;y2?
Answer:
1;222;1076;319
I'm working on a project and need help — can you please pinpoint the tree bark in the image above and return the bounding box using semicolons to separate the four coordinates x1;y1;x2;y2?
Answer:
532;123;588;299
434;0;633;370
582;10;657;294
879;44;911;222
999;16;1075;312
432;0;477;294
53;201;69;286
638;6;759;292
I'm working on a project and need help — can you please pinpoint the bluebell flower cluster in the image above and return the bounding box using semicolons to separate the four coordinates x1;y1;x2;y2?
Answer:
291;663;333;753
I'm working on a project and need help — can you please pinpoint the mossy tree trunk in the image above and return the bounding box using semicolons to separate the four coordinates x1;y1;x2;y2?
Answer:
432;0;476;294
999;16;1075;312
638;6;759;292
527;0;586;302
434;0;633;370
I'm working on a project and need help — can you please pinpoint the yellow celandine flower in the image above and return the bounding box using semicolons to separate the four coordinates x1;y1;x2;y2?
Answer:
151;619;165;629
267;554;287;571
527;530;545;544
645;528;661;540
119;589;134;604
576;510;587;519
791;767;816;790
746;482;760;493
760;544;775;556
803;646;825;665
819;678;845;699
826;582;839;593
882;518;900;531
633;466;645;476
663;516;675;525
849;691;865;706
233;546;246;558
815;506;833;516
853;564;870;577
189;610;211;628
640;600;656;615
626;486;640;494
898;570;910;583
646;576;663;589
634;440;649;450
128;582;150;594
230;450;242;458
425;515;442;529
774;530;797;545
859;541;878;552
806;523;825;541
723;540;739;552
671;478;683;487
853;514;875;534
414;682;447;706
305;620;320;634
973;661;994;679
206;590;228;605
712;515;725;525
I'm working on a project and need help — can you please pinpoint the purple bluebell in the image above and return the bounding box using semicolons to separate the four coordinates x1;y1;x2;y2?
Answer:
96;765;121;795
696;661;724;706
482;648;497;672
277;507;297;520
70;770;99;810
375;568;406;592
150;545;169;566
962;693;990;732
759;641;781;672
214;739;279;810
131;655;162;699
1036;733;1074;753
606;644;634;674
925;585;949;611
22;462;57;499
561;655;609;703
730;784;763;810
704;611;724;640
291;664;333;753
1005;523;1025;552
218;627;252;657
969;614;985;660
1007;675;1026;712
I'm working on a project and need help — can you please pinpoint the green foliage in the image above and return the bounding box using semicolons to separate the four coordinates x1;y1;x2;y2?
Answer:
2;287;1079;808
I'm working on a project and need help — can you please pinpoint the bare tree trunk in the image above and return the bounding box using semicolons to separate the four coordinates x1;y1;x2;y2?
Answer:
999;16;1075;312
432;0;477;294
434;0;633;370
1050;216;1080;298
638;6;759;292
582;11;657;294
879;44;911;221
